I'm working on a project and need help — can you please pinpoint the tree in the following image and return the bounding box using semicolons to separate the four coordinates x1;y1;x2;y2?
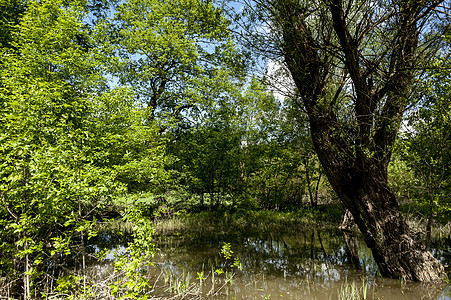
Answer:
0;0;167;297
395;61;450;250
239;0;449;281
280;97;325;209
95;0;246;126
169;120;241;208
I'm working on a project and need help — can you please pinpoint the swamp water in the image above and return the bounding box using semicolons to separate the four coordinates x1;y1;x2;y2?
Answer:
83;226;451;299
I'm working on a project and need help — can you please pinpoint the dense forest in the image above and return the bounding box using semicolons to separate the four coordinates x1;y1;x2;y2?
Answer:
0;0;450;298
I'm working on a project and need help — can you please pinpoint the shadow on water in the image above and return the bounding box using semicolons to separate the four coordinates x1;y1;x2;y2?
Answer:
80;224;451;299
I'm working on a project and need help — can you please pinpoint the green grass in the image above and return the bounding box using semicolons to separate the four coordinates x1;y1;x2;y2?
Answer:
153;204;343;237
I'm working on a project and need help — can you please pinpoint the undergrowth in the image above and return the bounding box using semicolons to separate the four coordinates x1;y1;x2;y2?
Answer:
153;205;343;238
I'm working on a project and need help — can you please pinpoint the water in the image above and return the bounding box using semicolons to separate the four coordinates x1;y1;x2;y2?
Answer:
84;226;451;299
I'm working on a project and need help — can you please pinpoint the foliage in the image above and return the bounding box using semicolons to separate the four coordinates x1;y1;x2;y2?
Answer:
167;76;330;211
390;62;450;229
401;65;450;220
1;0;449;294
109;203;156;299
0;0;25;51
0;0;166;297
94;0;246;125
1;0;109;295
168;118;244;208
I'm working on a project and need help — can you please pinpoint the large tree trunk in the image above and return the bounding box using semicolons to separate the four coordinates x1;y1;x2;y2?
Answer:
272;0;446;282
313;133;445;281
341;178;443;281
344;185;443;281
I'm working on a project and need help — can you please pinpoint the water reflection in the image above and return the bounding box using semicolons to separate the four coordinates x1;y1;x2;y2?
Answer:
81;226;450;299
151;228;450;299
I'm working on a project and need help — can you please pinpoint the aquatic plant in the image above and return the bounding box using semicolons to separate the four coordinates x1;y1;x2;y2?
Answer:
337;278;374;300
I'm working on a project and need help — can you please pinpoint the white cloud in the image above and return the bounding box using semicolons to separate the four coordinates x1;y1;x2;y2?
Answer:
265;59;296;101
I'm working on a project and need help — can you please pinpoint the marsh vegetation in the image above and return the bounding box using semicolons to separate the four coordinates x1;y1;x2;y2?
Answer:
1;0;450;298
31;208;451;299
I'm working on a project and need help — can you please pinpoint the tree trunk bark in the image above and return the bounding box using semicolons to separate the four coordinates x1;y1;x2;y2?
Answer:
24;241;30;300
273;0;446;282
305;104;445;282
343;231;361;270
319;153;444;281
339;209;361;269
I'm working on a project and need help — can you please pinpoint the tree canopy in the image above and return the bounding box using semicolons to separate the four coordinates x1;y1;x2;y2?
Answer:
0;0;450;297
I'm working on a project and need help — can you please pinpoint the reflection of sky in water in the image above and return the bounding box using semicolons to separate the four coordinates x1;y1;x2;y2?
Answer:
86;234;128;260
235;231;377;282
437;286;451;300
104;245;127;260
163;230;450;299
432;248;451;265
83;229;450;299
